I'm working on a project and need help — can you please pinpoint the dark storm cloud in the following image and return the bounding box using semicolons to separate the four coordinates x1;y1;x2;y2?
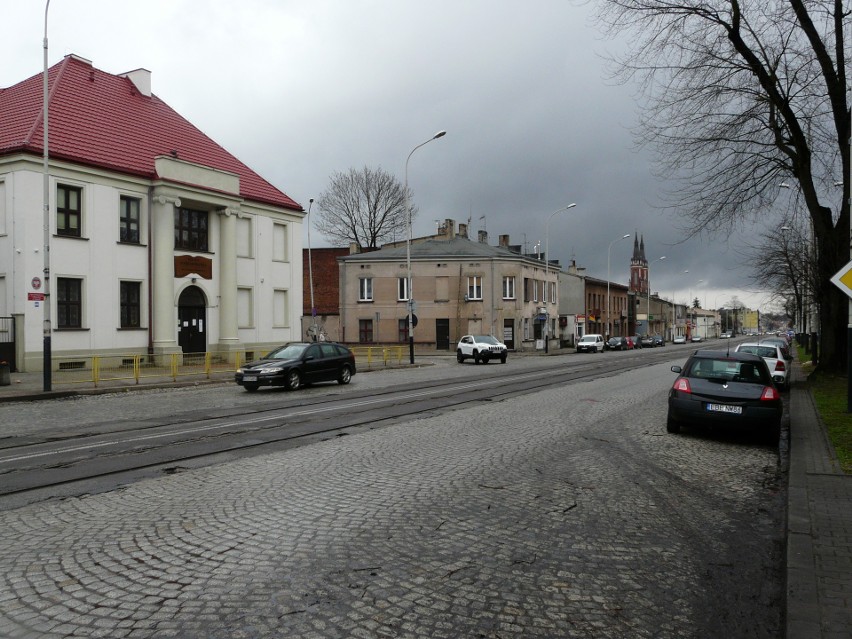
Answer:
2;0;775;309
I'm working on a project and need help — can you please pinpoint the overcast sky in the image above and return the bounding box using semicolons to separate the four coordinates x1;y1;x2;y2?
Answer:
2;0;785;311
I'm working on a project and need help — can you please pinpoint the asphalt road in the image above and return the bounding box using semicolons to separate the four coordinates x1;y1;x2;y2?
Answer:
0;351;786;638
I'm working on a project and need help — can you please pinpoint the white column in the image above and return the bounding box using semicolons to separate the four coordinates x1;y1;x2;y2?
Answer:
151;194;181;354
218;208;239;350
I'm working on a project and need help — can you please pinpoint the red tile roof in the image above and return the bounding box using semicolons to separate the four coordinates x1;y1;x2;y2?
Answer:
0;55;302;211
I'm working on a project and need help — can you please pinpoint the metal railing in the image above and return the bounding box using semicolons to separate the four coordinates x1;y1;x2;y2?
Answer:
50;346;408;389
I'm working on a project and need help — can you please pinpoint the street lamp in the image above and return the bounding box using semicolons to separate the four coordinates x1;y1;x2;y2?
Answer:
306;198;317;340
42;0;52;392
543;204;577;353
606;234;631;340
647;256;666;336
405;130;446;364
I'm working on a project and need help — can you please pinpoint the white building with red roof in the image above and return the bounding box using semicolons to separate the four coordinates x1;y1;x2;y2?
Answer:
0;54;305;372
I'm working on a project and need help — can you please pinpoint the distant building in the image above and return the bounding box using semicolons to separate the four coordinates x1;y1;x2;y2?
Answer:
0;55;304;371
337;220;570;351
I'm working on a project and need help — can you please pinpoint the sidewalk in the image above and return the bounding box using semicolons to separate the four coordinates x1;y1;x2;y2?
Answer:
1;360;849;637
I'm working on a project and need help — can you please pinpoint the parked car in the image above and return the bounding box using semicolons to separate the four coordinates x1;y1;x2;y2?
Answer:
667;350;782;441
721;330;734;338
758;337;792;362
456;334;508;364
235;342;356;392
606;336;630;351
653;334;665;347
673;335;687;344
625;336;637;350
690;335;703;343
631;335;644;349
577;334;605;353
735;342;789;390
640;334;655;348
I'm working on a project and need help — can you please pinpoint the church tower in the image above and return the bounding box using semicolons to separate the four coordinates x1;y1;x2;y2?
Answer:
629;233;648;294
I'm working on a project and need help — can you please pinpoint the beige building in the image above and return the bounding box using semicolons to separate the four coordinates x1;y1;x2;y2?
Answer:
338;220;565;351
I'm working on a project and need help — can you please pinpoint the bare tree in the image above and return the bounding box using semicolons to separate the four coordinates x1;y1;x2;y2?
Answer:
596;0;850;371
315;166;414;250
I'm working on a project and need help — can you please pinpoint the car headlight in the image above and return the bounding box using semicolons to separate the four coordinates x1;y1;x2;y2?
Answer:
257;365;284;374
236;368;244;374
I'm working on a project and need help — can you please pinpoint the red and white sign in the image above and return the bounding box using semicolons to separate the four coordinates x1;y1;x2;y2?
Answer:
31;277;42;290
28;292;45;301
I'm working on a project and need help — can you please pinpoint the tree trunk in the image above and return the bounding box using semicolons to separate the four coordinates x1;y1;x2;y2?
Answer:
816;210;849;373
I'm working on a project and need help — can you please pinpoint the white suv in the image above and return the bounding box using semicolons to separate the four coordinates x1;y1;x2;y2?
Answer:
456;335;508;364
576;334;605;353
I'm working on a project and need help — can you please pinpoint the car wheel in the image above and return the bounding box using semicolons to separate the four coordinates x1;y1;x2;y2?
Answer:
666;415;681;434
457;350;465;363
500;354;507;364
473;350;481;364
481;355;490;364
285;369;302;391
337;365;352;385
243;384;259;393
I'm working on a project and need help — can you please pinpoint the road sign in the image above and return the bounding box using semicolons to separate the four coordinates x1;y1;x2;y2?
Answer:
830;260;852;298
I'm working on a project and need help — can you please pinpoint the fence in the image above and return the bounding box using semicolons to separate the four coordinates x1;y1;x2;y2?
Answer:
50;345;408;389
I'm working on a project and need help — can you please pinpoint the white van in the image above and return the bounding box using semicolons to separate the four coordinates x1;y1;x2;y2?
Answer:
576;334;605;353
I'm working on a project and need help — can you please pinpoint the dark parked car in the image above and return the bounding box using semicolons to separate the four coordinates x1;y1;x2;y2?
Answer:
667;350;782;441
631;335;643;349
606;336;630;351
653;334;665;347
235;342;356;392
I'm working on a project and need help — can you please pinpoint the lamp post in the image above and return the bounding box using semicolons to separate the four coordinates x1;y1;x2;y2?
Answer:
646;256;666;337
606;234;630;340
543;204;577;353
405;130;446;364
306;198;317;340
42;0;52;392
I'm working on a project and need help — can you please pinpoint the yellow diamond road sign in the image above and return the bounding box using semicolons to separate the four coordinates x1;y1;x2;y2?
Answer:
830;260;852;299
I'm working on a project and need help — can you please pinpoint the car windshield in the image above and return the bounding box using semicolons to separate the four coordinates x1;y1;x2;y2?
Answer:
580;336;596;343
474;335;499;344
687;357;770;384
264;343;308;360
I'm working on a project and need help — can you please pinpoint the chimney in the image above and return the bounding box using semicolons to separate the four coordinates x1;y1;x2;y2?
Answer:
499;234;510;248
442;219;455;238
478;229;488;244
122;68;152;97
458;223;469;239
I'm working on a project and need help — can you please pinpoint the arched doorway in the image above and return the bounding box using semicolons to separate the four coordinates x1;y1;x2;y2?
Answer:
178;286;207;354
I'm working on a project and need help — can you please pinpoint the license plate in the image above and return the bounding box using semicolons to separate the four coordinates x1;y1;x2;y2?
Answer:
242;375;258;382
707;403;742;414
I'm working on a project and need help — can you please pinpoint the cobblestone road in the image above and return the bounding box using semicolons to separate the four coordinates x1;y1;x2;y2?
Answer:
0;359;785;638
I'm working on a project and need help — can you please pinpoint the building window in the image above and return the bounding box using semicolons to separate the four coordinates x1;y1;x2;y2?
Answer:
236;217;253;257
57;278;82;328
273;223;288;261
174;208;208;251
523;317;530;340
359;277;373;301
398;318;409;342
502;276;515;300
273;289;289;327
398;277;409;301
524;278;531;302
467;276;482;301
57;184;82;237
119;196;140;244
120;281;141;328
548;281;557;304
237;287;253;328
533;280;539;303
359;319;373;343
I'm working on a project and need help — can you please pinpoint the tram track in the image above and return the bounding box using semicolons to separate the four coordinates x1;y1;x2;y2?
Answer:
0;348;683;506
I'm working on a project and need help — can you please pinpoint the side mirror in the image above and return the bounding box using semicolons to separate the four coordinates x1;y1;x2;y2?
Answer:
671;365;682;373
